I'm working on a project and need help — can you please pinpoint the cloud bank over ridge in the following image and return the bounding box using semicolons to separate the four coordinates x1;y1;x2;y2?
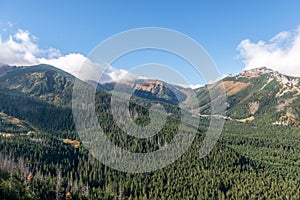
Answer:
238;26;300;77
0;28;132;82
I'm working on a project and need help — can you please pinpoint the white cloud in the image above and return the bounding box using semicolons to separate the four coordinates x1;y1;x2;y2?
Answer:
0;29;39;65
238;26;300;77
38;53;99;81
105;66;140;83
45;48;62;59
0;28;133;82
176;83;203;89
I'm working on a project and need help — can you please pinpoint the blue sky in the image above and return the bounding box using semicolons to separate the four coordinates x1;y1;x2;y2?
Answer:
1;1;300;86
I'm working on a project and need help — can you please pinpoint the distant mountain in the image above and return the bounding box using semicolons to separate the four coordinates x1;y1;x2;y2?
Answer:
194;67;300;126
97;79;189;104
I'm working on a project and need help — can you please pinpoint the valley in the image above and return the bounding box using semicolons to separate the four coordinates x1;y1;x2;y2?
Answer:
0;64;299;199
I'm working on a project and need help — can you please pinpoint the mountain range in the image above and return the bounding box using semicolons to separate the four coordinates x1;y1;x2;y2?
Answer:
0;64;299;136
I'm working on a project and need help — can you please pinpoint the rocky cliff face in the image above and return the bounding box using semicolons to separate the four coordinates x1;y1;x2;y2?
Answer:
97;79;188;104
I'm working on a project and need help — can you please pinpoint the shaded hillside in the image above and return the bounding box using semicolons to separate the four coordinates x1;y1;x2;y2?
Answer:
0;64;74;106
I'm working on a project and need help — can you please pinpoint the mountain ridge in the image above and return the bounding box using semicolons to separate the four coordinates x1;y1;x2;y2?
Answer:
0;64;299;132
195;66;300;126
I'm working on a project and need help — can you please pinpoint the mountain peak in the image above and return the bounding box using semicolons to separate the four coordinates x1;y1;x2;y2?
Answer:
239;67;277;77
238;67;299;87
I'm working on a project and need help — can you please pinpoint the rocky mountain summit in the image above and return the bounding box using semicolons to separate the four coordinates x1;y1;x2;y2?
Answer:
194;67;300;126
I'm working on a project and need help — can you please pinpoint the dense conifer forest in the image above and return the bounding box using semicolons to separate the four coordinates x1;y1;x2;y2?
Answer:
0;65;299;199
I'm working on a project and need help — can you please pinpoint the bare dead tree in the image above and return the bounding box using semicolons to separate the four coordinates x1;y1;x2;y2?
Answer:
56;167;62;200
